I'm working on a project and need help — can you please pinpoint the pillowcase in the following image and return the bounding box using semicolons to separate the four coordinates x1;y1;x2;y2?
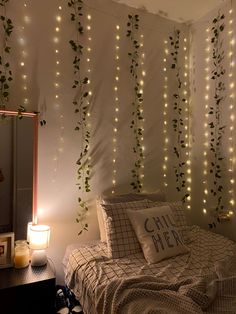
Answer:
151;201;189;243
100;199;151;258
101;190;166;204
126;205;189;264
97;191;166;242
96;200;107;242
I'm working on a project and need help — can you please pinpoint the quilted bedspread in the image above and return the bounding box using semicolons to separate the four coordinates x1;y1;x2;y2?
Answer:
64;226;236;314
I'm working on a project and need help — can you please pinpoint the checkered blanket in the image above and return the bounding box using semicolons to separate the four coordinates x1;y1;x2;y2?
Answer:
95;276;212;313
95;270;236;314
64;226;236;314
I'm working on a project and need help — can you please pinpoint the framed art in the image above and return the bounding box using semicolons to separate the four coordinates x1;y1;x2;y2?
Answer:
0;232;14;268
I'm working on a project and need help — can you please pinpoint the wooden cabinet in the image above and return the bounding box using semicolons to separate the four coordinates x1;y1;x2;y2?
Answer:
0;262;56;314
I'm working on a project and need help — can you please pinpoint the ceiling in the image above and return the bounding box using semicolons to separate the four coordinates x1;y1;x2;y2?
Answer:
112;0;227;23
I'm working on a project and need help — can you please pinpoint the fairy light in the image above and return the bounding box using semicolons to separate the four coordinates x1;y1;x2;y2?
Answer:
202;28;211;214
163;39;169;189
111;25;121;194
52;4;64;183
228;6;235;214
183;37;191;210
56;15;61;22
139;33;146;188
84;13;93;187
17;2;31;110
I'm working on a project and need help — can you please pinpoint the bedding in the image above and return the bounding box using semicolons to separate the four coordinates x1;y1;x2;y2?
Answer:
152;201;190;243
126;205;189;263
100;190;166;205
97;191;166;242
100;199;151;258
96;269;236;314
98;199;189;259
63;225;236;314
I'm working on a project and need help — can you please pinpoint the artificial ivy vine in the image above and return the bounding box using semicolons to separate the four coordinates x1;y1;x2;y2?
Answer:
208;12;226;228
0;1;26;117
169;29;189;203
68;0;91;235
0;0;13;110
126;14;144;192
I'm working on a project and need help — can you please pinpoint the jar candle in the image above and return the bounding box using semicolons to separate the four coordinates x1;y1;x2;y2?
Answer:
14;240;29;269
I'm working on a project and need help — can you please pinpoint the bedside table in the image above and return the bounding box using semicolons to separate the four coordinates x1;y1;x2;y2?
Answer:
0;262;56;314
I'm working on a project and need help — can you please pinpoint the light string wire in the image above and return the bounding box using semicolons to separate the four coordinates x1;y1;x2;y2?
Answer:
202;26;211;215
163;39;169;191
84;13;92;194
19;2;30;111
51;4;64;184
183;36;191;209
227;3;235;216
111;24;121;194
139;33;146;190
82;2;159;32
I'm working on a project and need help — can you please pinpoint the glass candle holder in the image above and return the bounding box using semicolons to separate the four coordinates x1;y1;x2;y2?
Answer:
14;240;30;269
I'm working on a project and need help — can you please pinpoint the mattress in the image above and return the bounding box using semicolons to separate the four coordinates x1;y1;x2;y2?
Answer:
63;226;236;314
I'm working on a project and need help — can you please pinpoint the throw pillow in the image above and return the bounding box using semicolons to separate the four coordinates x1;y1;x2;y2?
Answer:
100;199;151;258
126;205;189;264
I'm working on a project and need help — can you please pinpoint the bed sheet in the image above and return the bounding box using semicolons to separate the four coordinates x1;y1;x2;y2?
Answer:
63;226;236;314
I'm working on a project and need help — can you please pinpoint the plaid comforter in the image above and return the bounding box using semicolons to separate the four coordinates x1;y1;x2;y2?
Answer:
64;226;236;313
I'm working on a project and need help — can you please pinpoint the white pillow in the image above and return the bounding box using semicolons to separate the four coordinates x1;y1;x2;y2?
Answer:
151;201;190;243
126;205;189;264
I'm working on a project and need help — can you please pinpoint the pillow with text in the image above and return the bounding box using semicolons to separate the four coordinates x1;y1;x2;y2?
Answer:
126;205;189;264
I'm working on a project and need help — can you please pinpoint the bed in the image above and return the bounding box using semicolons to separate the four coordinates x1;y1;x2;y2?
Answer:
63;194;236;314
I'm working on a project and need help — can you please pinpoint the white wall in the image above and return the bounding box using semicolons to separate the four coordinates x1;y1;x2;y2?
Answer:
5;0;189;283
5;0;236;285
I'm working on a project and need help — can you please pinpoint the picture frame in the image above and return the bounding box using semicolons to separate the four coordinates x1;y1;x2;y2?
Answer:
0;232;14;268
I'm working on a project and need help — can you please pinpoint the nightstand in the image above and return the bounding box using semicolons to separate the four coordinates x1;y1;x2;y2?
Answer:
0;262;56;314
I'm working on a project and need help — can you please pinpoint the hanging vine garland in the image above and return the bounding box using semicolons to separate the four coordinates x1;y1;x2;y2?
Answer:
0;0;13;110
68;0;91;235
208;12;226;228
0;0;26;117
169;29;189;202
126;14;144;192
